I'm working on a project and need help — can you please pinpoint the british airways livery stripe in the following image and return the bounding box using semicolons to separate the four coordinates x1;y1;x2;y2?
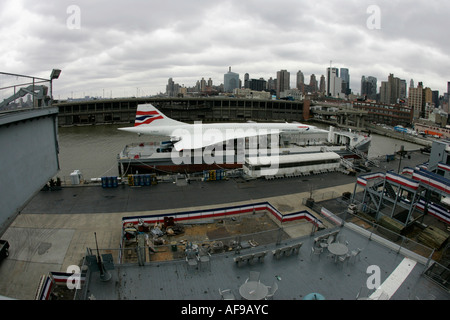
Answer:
134;110;163;126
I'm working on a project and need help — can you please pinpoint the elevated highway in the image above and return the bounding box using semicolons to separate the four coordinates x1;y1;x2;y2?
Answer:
310;102;369;129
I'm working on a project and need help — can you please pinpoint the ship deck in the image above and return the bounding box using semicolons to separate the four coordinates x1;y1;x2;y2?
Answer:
2;149;449;306
86;222;448;301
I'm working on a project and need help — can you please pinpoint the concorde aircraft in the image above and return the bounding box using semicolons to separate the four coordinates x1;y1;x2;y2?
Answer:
118;103;326;151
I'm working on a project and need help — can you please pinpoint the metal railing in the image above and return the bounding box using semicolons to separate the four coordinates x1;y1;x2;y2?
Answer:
0;71;57;112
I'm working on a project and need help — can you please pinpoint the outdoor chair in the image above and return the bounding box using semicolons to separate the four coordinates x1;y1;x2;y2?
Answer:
327;235;335;244
319;239;329;248
336;234;346;244
242;254;255;265
272;248;283;259
337;253;350;267
246;271;261;283
283;246;293;257
219;288;236;300
349;248;362;263
198;251;211;271
265;281;279;300
292;242;303;255
253;251;267;263
310;246;323;260
186;255;198;271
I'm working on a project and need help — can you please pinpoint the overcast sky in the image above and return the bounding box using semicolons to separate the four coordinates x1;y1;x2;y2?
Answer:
1;0;449;99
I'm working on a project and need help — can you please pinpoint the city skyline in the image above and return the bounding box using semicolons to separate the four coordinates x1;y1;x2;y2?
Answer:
1;0;449;99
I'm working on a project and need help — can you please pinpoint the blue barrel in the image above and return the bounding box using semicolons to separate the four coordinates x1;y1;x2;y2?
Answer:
101;177;108;188
112;176;118;187
134;174;141;186
144;174;151;186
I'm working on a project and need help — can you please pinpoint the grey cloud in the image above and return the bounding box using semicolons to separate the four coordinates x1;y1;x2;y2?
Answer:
1;0;449;97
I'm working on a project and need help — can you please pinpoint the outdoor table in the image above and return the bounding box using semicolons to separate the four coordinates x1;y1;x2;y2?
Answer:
327;243;348;262
239;281;269;300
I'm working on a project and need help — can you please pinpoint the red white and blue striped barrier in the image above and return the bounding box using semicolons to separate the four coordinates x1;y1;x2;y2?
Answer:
320;207;343;226
122;201;319;226
416;199;450;225
412;168;450;195
438;162;450;172
385;171;419;190
401;167;414;175
36;275;53;300
357;172;384;187
356;171;419;191
36;272;86;300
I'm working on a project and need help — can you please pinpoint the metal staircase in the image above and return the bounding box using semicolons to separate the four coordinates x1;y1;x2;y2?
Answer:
0;85;49;110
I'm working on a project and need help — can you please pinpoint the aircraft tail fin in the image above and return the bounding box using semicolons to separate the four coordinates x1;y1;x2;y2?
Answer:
134;104;184;127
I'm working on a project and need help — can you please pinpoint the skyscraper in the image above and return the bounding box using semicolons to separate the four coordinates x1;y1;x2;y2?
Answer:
447;81;450;102
200;77;207;92
309;74;318;93
166;78;180;97
319;75;326;95
244;73;250;89
224;67;240;93
432;90;440;108
276;70;290;98
408;82;424;119
296;70;304;90
380;74;403;104
326;67;341;98
400;79;407;101
379;81;390;104
340;68;350;95
361;76;377;100
248;78;267;91
267;77;276;92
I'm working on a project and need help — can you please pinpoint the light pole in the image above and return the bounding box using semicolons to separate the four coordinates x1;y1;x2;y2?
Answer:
49;69;61;106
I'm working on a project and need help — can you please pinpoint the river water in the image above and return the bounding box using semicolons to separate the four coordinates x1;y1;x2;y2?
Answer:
56;123;424;181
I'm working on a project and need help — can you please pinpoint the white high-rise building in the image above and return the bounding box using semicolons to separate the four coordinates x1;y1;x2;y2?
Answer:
327;67;342;98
